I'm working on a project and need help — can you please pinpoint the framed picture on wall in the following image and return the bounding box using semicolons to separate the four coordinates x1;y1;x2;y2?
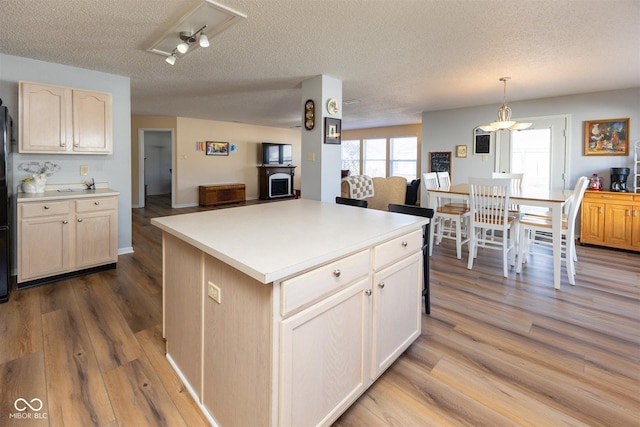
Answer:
456;145;467;158
584;118;629;156
473;127;492;155
324;118;341;144
206;141;229;156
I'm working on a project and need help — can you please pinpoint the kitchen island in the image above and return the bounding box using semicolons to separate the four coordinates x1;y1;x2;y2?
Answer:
151;199;428;427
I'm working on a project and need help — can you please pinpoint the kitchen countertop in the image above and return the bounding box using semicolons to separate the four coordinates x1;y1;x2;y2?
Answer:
17;188;120;202
151;198;428;284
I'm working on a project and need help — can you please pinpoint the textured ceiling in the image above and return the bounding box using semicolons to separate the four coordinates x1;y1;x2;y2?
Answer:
1;0;639;130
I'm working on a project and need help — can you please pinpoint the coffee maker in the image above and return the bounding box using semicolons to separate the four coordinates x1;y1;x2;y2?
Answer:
610;167;630;192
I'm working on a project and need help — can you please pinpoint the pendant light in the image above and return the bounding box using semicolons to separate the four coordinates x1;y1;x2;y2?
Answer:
479;77;531;132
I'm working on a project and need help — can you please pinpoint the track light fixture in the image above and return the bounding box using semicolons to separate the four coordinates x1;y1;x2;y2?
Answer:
165;24;209;65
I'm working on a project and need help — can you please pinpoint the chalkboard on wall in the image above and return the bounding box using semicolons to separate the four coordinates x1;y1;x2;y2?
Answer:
429;151;452;174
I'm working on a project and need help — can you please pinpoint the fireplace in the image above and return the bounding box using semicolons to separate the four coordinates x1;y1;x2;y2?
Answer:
269;173;292;198
258;165;296;200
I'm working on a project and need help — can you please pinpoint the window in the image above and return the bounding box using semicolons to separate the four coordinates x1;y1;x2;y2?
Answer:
341;140;360;176
340;132;419;180
363;138;386;177
390;137;418;181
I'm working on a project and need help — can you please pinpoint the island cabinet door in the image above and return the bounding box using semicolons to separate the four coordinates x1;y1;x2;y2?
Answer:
279;277;371;427
371;252;422;379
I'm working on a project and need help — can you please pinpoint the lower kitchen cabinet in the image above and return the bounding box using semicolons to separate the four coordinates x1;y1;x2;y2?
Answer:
17;190;119;286
159;223;425;427
580;190;640;251
372;251;422;378
279;278;370;427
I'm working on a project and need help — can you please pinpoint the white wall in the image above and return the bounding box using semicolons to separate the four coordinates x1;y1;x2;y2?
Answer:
421;88;640;206
0;53;133;257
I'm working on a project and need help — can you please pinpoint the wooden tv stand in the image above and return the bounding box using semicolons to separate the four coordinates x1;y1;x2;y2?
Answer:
199;183;245;207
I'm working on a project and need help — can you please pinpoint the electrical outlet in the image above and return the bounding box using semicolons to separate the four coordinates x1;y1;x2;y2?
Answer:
207;281;221;303
80;165;89;176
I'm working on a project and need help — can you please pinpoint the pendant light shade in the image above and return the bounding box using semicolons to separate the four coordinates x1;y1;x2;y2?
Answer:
480;77;531;132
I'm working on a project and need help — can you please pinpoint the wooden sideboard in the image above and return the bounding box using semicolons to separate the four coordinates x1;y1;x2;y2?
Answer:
199;183;245;207
580;190;640;251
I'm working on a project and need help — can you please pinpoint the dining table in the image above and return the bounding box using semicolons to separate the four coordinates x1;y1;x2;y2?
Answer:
427;183;573;289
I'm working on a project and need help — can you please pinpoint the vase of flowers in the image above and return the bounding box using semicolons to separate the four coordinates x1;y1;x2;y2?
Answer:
21;177;37;194
18;161;61;193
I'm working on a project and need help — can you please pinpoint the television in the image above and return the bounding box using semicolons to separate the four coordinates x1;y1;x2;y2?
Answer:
262;142;292;165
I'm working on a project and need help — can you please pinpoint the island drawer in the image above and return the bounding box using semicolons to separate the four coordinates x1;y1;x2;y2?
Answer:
280;249;370;316
76;197;118;212
20;201;70;218
373;229;422;270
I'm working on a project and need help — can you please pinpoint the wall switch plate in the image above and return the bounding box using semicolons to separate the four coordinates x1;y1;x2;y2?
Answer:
80;165;89;176
207;281;221;303
307;152;315;161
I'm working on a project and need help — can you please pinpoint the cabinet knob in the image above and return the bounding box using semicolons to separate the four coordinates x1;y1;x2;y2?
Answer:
77;218;83;222
94;201;100;205
332;269;341;277
378;282;385;288
401;241;408;247
62;220;68;224
365;289;372;296
44;205;50;210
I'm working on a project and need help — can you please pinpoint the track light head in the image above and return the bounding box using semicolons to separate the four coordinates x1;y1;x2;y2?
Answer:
165;54;177;65
176;41;189;54
199;33;209;48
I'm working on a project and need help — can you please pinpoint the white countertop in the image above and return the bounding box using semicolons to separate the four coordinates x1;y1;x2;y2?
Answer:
151;199;428;284
17;188;120;202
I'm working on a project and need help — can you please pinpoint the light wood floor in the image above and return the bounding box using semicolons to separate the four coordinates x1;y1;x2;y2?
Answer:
0;194;638;426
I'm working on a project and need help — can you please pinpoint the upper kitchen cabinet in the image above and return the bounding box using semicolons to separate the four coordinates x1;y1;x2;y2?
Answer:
19;81;113;154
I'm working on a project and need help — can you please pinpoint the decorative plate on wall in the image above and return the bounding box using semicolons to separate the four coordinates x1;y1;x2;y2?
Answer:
326;98;340;115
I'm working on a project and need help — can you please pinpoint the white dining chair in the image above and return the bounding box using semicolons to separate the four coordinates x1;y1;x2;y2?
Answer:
467;177;518;277
516;176;589;285
423;172;470;259
492;172;523;214
436;171;467;208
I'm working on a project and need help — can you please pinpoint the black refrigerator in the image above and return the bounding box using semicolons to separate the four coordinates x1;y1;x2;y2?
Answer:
0;99;12;303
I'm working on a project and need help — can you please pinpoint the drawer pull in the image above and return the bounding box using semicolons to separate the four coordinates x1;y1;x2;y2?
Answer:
62;220;68;224
44;205;50;210
77;218;83;222
94;201;100;205
365;289;372;296
378;282;385;288
332;269;341;278
401;241;408;247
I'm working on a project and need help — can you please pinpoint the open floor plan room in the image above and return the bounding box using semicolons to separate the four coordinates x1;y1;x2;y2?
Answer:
0;195;638;426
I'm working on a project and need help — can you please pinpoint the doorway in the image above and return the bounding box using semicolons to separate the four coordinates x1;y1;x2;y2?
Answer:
496;115;569;191
138;129;174;208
